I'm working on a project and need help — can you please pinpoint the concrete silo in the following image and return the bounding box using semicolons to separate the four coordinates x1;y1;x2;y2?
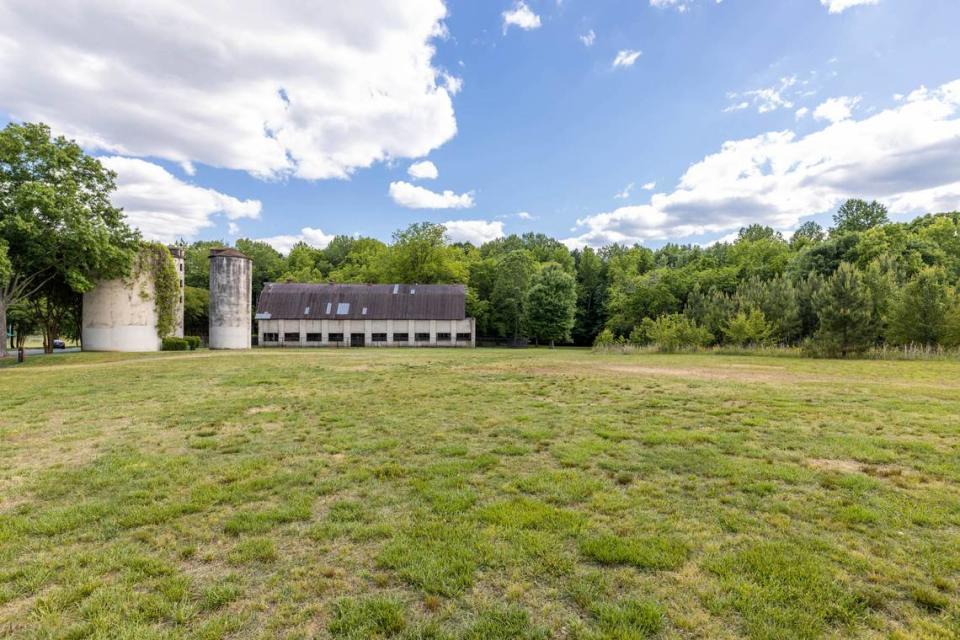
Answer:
82;245;184;352
170;246;185;338
208;248;252;349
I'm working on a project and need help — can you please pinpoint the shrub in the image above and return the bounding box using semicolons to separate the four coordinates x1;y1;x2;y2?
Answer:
592;328;618;348
723;307;773;347
161;337;189;351
184;335;201;350
637;314;713;352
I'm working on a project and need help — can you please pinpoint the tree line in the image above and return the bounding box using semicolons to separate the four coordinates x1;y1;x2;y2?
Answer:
179;200;960;356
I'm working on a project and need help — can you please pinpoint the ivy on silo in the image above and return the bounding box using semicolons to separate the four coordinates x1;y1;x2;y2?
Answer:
134;243;180;338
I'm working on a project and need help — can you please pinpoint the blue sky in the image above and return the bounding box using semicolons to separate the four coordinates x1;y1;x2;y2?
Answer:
2;0;959;250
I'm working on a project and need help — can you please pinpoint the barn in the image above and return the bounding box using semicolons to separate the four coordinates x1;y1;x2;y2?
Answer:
255;283;475;347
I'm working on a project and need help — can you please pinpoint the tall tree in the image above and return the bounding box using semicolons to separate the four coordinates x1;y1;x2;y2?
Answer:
833;199;890;234
385;222;466;284
490;250;536;341
813;262;877;357
790;221;825;250
0;122;139;358
572;247;607;345
526;264;577;347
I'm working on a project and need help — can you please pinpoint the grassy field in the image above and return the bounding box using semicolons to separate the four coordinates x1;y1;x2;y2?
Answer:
1;348;958;639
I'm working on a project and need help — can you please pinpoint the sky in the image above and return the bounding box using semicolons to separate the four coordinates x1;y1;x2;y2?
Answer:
1;0;959;252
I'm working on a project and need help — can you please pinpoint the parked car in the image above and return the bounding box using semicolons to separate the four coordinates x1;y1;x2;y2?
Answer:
52;339;66;349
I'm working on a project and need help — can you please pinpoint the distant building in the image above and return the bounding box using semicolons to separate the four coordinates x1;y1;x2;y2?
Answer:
255;283;475;347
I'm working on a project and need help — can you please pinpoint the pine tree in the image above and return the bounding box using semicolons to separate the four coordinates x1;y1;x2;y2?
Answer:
813;262;877;357
887;267;949;346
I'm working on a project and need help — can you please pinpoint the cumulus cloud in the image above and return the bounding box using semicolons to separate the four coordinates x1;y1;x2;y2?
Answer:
502;2;541;34
613;50;642;68
814;96;861;123
564;79;960;248
258;227;336;254
516;211;536;220
408;160;439;180
579;30;596;47
99;156;261;243
0;1;457;181
642;182;657;191
442;220;504;245
389;181;475;209
821;0;879;14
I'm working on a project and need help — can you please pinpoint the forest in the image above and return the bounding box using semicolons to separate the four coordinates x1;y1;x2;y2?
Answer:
172;200;960;357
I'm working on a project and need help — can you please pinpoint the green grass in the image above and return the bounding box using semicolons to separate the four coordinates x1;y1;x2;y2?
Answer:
1;347;959;638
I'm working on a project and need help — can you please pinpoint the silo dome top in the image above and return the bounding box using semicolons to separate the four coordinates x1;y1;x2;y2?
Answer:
208;247;251;260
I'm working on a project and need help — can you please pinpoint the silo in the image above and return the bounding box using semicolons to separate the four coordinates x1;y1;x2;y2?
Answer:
169;246;186;338
209;248;252;349
82;245;184;351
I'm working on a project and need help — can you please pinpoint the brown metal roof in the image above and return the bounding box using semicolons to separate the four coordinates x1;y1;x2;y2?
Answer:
255;283;467;320
209;247;251;260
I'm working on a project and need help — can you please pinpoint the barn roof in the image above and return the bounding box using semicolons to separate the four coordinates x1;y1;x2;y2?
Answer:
255;283;467;321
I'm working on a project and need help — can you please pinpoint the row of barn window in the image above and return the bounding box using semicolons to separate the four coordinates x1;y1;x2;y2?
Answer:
262;332;472;343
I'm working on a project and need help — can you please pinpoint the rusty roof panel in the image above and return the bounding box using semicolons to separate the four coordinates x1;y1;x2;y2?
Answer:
255;283;467;320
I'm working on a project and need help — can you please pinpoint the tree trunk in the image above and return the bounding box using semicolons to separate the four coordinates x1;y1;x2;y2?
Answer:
550;339;555;349
0;299;6;358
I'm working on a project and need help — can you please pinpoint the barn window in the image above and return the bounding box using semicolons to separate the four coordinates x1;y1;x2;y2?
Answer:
304;306;310;315
393;333;409;342
336;303;350;315
306;333;322;342
456;333;472;342
325;302;332;314
283;332;300;342
263;333;279;342
415;332;430;342
327;333;344;342
371;333;387;342
437;333;451;342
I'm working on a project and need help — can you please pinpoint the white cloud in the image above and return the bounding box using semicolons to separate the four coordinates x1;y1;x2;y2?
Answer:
650;0;722;12
99;156;261;243
615;183;635;199
726;76;798;114
579;30;596;47
516;211;536;220
389;181;475;209
0;1;457;181
642;182;657;191
795;107;810;119
259;227;335;254
612;50;642;68
408;160;439;180
813;96;861;123
502;2;541;34
820;0;879;14
442;220;504;245
228;223;240;236
565;79;960;247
